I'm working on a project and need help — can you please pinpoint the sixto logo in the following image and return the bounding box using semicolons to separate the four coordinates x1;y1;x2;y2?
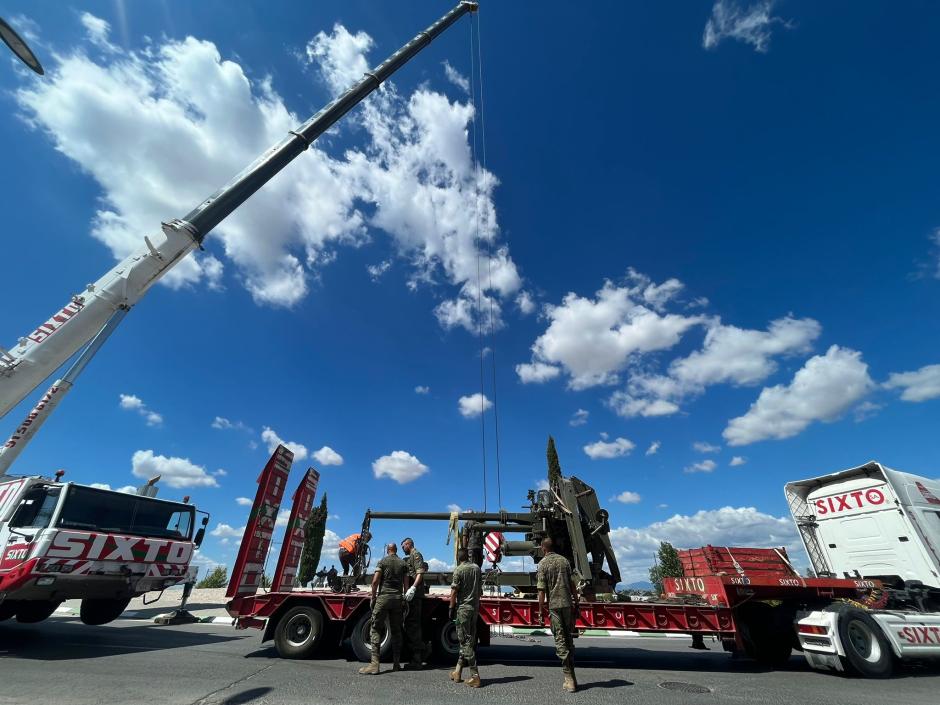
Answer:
814;486;887;516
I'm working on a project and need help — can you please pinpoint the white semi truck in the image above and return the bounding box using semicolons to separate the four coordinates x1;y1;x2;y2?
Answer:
787;461;940;676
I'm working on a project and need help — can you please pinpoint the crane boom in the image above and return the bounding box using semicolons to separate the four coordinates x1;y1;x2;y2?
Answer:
0;2;478;421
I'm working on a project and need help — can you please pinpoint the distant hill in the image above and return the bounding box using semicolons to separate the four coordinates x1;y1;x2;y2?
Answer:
620;580;653;591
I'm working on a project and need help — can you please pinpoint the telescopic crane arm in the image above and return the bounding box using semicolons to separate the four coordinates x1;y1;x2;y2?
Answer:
0;3;477;461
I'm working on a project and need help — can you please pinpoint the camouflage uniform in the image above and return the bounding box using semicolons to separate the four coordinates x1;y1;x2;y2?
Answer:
451;559;482;669
537;552;577;687
370;554;407;662
403;547;427;666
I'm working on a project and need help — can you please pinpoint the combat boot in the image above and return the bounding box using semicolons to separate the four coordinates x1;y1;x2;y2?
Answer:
464;667;481;688
358;653;380;675
449;658;464;683
392;650;402;672
562;656;577;693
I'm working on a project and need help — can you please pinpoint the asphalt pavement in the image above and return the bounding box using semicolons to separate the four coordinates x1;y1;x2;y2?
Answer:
2;616;939;705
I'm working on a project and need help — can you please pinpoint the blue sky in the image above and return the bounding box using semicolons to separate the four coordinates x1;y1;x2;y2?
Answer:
1;1;939;582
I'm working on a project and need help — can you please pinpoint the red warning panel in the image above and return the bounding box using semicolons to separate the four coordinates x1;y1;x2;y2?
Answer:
271;468;320;593
226;445;294;599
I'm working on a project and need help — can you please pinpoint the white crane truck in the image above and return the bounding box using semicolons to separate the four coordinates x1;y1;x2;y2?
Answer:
0;2;478;625
788;461;940;676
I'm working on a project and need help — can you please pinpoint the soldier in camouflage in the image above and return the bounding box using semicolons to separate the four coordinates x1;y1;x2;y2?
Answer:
449;547;482;687
358;542;408;675
537;537;580;693
401;537;427;669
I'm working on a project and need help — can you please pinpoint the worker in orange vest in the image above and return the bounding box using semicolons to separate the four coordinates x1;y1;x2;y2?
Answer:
339;531;372;575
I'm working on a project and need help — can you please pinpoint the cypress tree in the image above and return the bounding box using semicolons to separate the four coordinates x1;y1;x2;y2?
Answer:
298;493;328;586
648;541;684;595
546;436;563;489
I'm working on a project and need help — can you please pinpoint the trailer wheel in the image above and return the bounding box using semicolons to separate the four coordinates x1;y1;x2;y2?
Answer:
274;606;325;659
80;597;131;626
828;606;894;678
349;611;392;662
0;601;19;622
15;600;61;624
737;603;793;667
430;617;461;663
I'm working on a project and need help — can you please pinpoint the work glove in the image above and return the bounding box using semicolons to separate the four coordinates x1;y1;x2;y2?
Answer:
405;586;417;602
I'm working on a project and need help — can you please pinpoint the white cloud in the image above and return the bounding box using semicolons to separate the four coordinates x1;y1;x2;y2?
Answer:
275;508;291;528
884;363;940;403
610;316;821;418
372;450;428;484
119;393;163;426
312;445;344;466
116;485;136;494
535;479;550;491
724;345;874;446
569;408;589;427
235;497;253;506
693;442;721;453
612;491;642;504
414;385;430;395
261;426;309;461
583;437;635;460
131;449;218;488
213;468;227;477
80;12;116;51
657;503;669;509
520;277;706;390
210;523;244;539
426;557;451;572
730;456;747;467
446;503;462;513
609;506;798;581
516;290;536;315
702;1;790;53
442;61;469;94
367;260;391;281
645;440;661;456
515;361;561;384
685;459;717;474
458;393;493;418
15;17;519;324
212;416;250;432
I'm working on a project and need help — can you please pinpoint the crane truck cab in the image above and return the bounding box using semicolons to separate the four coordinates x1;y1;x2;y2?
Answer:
786;461;940;677
0;474;206;626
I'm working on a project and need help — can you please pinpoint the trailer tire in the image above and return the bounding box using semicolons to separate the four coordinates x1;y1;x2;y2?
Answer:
274;606;325;659
430;616;461;663
0;601;19;622
737;603;793;667
349;611;392;662
15;600;61;624
80;597;131;625
828;606;894;678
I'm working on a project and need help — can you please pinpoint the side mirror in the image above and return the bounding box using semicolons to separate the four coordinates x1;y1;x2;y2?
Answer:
193;516;209;548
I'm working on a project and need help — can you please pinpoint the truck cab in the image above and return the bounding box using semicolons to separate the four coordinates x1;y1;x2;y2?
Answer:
1;475;202;625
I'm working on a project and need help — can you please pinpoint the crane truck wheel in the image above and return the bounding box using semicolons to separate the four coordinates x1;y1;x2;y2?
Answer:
15;600;61;623
430;615;460;663
0;600;20;622
825;605;894;678
80;597;131;626
274;606;325;659
349;611;392;663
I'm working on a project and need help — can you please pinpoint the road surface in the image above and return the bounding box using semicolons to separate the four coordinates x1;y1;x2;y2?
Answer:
1;616;939;705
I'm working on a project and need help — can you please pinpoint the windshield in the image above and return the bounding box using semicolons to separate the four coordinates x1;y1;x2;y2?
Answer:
10;486;61;529
55;485;194;540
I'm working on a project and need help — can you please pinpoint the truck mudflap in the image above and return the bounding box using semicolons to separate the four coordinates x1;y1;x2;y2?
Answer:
796;611;846;672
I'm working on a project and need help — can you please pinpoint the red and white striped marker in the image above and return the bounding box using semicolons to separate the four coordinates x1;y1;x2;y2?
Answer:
484;532;503;564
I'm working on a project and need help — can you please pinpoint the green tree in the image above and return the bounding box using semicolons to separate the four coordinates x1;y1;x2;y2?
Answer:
648;541;683;595
546;436;563;490
260;573;271;589
298;493;328;586
196;565;228;589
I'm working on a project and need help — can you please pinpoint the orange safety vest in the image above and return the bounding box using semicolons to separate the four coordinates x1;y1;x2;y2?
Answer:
339;534;360;554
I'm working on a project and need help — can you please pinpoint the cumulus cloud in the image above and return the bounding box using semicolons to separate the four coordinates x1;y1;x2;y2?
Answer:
458;393;493;418
367;260;391;281
261;426;309;461
312;445;344;466
610;316;821;418
702;1;791;53
119;393;163;426
519;275;706;390
723;345;874;446
91;482;134;493
884;363;940;403
693;442;721;453
684;459;717;474
730;456;747;467
235;497;253;506
645;440;661;456
442;61;469;94
610;506;799;581
414;385;430;395
210;523;243;539
612;491;642;504
14;14;519;324
80;12;116;51
372;450;428;484
516;290;536;315
132;449;218;488
583;437;635;460
569;408;589;427
211;416;251;432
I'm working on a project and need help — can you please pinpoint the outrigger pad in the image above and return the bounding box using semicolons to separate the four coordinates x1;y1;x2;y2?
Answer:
154;609;199;625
